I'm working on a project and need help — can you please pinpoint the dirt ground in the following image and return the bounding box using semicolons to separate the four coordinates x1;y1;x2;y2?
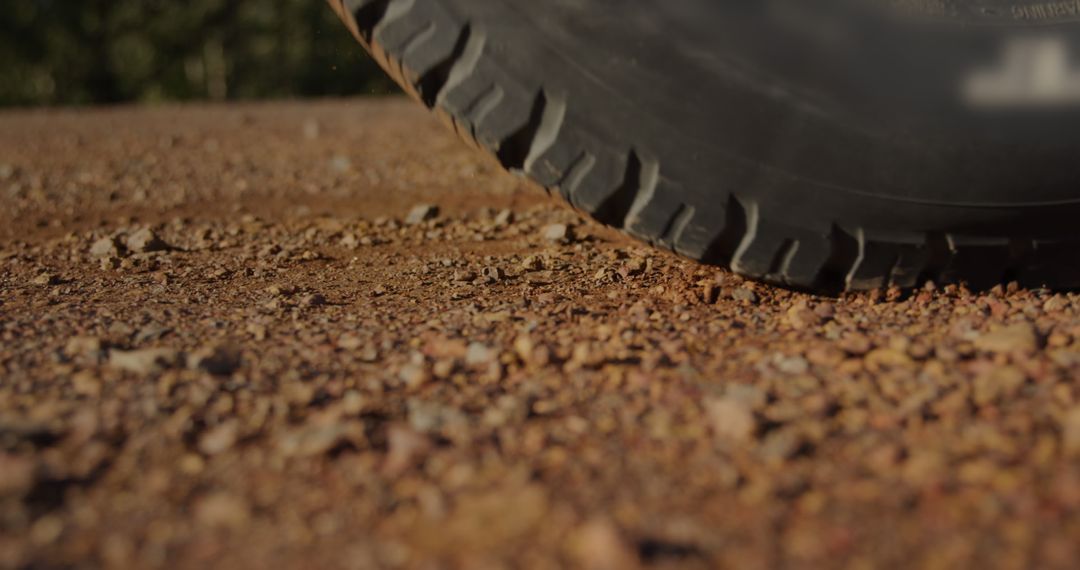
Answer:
2;99;1080;569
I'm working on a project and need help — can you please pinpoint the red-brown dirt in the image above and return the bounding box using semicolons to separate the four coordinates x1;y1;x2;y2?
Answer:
2;99;1080;569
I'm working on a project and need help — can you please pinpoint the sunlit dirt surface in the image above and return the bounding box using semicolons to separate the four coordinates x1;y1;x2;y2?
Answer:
2;100;1080;569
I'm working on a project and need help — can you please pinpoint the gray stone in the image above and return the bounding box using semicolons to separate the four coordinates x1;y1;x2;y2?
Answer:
465;343;497;367
126;228;167;253
108;348;181;375
406;204;439;225
543;223;571;242
731;287;759;303
494;209;514;226
90;237;122;258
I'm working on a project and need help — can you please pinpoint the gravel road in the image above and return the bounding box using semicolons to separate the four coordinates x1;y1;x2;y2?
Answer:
3;100;1080;569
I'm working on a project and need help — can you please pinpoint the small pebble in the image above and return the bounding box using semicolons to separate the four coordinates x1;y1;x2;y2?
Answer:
731;287;758;303
452;269;477;282
494;209;514;226
90;237;122;258
705;397;756;442
398;364;431;389
126;228;168;253
465;342;497;367
542;223;571;242
480;266;503;283
974;322;1039;354
406;204;439;225
199;421;240;455
521;255;544;271
31;272;56;286
107;348;181;375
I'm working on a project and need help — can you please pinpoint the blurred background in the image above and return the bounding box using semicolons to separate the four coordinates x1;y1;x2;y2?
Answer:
1;0;397;107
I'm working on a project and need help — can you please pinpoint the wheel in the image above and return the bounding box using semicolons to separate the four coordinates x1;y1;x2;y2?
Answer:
327;0;1080;293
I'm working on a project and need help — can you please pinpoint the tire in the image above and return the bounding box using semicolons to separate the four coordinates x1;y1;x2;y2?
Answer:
327;0;1080;293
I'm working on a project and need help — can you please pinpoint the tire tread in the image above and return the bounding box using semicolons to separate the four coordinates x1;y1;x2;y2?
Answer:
329;0;1080;292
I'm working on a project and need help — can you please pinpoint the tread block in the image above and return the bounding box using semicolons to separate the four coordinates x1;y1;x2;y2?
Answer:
939;236;1011;290
624;179;687;247
847;241;892;292
589;151;656;228
373;0;425;54
1018;240;1080;288
845;232;930;290
780;229;833;288
518;92;567;175
525;127;587;188
676;199;740;262
439;75;495;122
435;30;487;113
730;213;790;279
472;85;536;152
373;0;463;82
344;0;392;39
888;245;930;289
566;148;629;215
437;48;535;154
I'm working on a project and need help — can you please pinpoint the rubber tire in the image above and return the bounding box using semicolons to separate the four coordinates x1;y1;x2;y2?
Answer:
328;0;1080;293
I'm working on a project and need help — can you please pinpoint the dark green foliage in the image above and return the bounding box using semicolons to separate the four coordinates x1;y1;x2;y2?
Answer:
0;0;396;106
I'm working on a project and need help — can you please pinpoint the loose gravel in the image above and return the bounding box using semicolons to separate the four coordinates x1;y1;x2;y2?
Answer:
2;100;1080;569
